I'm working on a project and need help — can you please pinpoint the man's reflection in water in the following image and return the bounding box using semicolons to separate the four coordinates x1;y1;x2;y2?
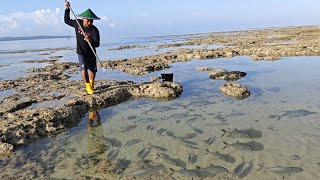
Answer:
86;110;109;155
88;110;101;127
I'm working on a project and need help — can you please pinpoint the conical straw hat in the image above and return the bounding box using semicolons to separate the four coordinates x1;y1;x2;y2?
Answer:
77;8;100;20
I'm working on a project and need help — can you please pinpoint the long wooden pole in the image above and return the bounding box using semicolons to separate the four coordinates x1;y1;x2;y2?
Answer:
65;0;103;68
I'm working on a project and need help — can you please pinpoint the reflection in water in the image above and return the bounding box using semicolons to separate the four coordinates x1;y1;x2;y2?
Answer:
86;110;108;156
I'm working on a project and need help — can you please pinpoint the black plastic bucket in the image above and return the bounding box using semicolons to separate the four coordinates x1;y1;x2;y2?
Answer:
161;73;174;82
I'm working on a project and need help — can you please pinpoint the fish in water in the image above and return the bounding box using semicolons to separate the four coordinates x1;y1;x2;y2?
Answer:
190;125;204;134
223;141;253;151
173;168;199;177
149;143;168;152
108;149;119;160
205;149;235;163
179;139;198;146
137;147;151;159
257;163;304;176
149;106;177;113
233;157;246;176
166;130;176;138
238;159;254;179
203;135;216;145
157;128;167;136
188;153;198;164
203;165;229;176
276;110;316;120
147;124;157;130
117;125;137;133
128;165;165;177
221;129;251;138
124;139;142;147
180;133;197;139
157;153;187;168
102;137;122;147
187;100;214;107
182;144;200;150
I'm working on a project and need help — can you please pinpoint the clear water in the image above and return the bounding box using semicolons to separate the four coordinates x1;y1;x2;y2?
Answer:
1;36;320;179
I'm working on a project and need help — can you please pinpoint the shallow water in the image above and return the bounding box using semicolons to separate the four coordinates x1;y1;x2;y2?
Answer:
1;55;320;179
0;36;192;80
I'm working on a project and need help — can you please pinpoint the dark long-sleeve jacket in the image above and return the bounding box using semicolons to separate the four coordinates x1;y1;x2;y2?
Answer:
64;9;100;57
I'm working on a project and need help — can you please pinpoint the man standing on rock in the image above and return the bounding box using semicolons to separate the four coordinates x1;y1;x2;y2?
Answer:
64;1;100;95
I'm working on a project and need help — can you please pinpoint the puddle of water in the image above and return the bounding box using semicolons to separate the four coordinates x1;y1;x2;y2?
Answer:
265;42;296;46
1;56;320;179
0;90;15;99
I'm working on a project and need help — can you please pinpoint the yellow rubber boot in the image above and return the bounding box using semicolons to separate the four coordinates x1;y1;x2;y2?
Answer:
89;80;94;90
86;83;94;95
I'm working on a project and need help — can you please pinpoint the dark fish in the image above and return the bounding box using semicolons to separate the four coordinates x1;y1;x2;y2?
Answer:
157;153;187;168
245;140;264;151
204;165;229;176
185;118;197;124
243;128;263;139
203;135;216;145
228;112;245;117
103;137;122;147
157;128;167;136
278;110;316;120
180;133;197;139
182;144;199;149
137;148;151;159
190;126;204;134
206;149;227;162
197;168;213;178
174;159;187;168
170;113;190;119
257;164;304;176
124;139;142;147
233;157;246;176
175;168;199;177
128;165;164;177
179;139;198;146
149;106;177;112
187;100;214;107
166;130;176;138
223;141;253;151
149;143;168;152
238;159;254;179
221;129;251;138
188;153;198;164
157;153;178;166
117;125;137;133
268;115;280;119
108;149;119;160
205;149;235;163
146;124;157;130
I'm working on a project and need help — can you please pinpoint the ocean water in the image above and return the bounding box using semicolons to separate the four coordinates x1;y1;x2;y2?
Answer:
1;36;320;179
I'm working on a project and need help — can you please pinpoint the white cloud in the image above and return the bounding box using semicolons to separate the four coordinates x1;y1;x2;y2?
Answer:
0;8;66;36
100;16;109;22
0;8;113;37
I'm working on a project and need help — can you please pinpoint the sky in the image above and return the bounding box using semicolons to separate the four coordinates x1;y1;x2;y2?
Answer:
1;0;320;39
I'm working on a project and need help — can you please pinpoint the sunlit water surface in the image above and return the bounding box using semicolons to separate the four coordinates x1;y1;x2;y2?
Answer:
1;36;320;179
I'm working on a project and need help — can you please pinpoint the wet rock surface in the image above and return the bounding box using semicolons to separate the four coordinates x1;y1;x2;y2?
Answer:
108;45;147;50
209;71;247;81
220;82;250;99
0;143;13;156
0;61;183;151
101;26;320;75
